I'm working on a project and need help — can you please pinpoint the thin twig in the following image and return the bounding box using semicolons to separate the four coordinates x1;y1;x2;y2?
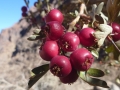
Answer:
107;35;120;53
68;3;86;32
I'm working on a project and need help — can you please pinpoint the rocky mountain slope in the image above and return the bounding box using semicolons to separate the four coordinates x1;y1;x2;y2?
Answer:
0;5;120;90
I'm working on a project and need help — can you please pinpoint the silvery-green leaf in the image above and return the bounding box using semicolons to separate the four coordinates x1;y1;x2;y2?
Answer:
33;29;41;35
98;24;112;33
93;24;113;47
91;49;99;58
95;2;104;15
91;4;97;19
100;12;108;21
27;34;40;41
75;10;79;16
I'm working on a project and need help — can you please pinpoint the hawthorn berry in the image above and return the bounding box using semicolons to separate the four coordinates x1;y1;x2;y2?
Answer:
21;6;27;13
34;2;38;7
46;21;64;40
45;9;64;24
59;68;78;84
50;55;72;77
70;48;94;71
59;32;80;52
78;28;95;47
22;12;28;17
39;41;59;61
111;22;120;41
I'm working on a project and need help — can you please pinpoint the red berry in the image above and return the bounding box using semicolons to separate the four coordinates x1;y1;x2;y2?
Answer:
78;28;95;47
70;48;94;71
59;68;78;84
47;21;64;40
45;9;64;23
22;12;28;17
60;32;80;52
74;29;80;36
21;6;27;13
111;22;120;41
34;2;38;7
39;41;59;61
50;55;72;77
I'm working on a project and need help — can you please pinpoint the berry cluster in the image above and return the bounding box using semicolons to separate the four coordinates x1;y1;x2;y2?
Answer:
39;9;95;84
24;0;120;88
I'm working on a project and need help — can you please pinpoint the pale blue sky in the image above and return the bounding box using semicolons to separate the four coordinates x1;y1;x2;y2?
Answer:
0;0;36;32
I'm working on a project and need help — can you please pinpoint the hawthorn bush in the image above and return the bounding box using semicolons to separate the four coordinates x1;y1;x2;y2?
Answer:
21;0;120;89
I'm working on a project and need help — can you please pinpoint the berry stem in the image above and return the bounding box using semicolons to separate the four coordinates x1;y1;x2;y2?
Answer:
107;35;120;53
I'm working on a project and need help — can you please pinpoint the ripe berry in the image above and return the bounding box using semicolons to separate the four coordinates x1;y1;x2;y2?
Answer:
111;22;120;41
34;2;38;7
70;48;94;71
39;41;59;61
21;6;27;13
74;29;80;36
22;12;28;17
45;9;64;23
50;55;72;77
59;68;78;84
59;32;80;52
78;28;95;47
47;21;64;40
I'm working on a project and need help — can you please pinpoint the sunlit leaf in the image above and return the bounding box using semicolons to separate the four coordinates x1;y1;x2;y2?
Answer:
91;49;99;58
79;71;109;88
33;29;41;35
95;2;104;15
87;68;105;77
27;34;40;41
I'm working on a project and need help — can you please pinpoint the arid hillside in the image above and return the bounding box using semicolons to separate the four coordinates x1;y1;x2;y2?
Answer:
0;1;120;90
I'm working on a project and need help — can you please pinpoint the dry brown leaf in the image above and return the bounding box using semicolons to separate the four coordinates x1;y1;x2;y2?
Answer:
106;0;120;22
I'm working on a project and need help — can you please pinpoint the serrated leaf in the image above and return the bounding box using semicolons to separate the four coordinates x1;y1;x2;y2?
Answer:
27;34;40;41
79;71;109;88
87;68;105;77
32;64;49;74
28;64;49;89
91;49;99;58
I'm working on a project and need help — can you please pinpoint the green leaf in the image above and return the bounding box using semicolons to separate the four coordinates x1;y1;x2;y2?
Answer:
28;64;49;89
91;49;99;58
27;34;40;41
87;68;105;77
79;71;109;88
32;64;49;74
105;45;114;53
75;10;79;16
33;29;41;35
105;44;120;60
